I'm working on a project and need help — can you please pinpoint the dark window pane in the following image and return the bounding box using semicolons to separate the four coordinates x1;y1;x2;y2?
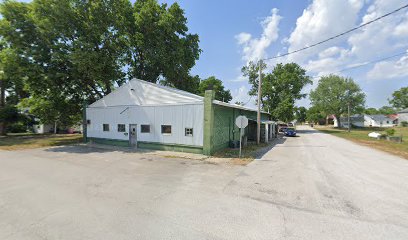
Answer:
185;128;193;136
103;124;109;132
117;124;126;132
161;125;172;134
141;125;150;133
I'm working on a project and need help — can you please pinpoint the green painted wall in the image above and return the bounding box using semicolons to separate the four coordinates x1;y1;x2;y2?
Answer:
212;105;269;153
202;88;270;155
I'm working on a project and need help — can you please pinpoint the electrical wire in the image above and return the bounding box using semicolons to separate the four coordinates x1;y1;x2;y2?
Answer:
311;50;407;78
262;3;408;61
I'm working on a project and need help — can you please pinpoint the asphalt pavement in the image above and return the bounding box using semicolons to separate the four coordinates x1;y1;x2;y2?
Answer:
0;126;407;239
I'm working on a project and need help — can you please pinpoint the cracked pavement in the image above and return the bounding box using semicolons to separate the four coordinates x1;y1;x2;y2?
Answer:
1;126;408;239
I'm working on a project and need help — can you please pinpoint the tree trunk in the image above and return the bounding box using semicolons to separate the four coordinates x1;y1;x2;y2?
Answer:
0;78;6;135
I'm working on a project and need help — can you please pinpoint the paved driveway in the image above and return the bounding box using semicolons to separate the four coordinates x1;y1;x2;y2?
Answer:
1;126;408;240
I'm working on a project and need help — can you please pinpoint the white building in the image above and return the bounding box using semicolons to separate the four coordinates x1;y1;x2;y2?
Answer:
333;114;394;128
85;79;274;155
363;115;394;127
398;108;408;125
333;115;364;128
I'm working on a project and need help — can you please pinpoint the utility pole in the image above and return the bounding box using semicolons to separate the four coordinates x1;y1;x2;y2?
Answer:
257;60;262;145
347;102;351;133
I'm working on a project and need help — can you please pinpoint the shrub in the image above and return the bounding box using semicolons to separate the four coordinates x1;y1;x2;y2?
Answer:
385;128;395;136
6;123;27;133
401;121;408;127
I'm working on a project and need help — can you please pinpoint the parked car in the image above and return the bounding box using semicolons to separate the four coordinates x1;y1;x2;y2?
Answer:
278;124;288;132
285;128;297;137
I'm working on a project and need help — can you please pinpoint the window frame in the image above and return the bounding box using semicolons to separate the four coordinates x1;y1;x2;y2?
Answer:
141;124;151;133
185;127;193;137
103;124;110;132
161;125;172;135
117;124;126;132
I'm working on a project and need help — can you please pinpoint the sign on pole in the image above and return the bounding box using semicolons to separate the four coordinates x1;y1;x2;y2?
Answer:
235;115;248;158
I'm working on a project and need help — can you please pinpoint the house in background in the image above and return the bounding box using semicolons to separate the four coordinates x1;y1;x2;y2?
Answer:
85;79;275;155
333;114;394;128
387;114;399;126
398;108;408;125
363;115;394;127
333;114;364;128
33;123;54;134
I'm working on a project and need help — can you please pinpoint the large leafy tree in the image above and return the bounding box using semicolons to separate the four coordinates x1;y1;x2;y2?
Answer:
295;106;307;123
389;87;408;109
0;0;201;128
198;76;232;102
242;62;312;122
309;75;365;127
129;0;201;89
306;106;324;124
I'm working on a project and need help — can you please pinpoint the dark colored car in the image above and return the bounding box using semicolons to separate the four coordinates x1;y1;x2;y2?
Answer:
285;128;297;137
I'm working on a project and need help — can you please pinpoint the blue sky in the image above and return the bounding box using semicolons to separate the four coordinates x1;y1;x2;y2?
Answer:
160;0;408;109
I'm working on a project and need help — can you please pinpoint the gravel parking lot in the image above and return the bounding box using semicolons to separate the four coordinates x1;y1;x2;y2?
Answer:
1;126;408;240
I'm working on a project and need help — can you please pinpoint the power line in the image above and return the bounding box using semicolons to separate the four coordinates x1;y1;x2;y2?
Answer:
263;3;408;61
312;50;407;79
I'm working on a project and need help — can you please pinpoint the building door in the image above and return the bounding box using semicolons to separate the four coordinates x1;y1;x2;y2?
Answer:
129;124;137;148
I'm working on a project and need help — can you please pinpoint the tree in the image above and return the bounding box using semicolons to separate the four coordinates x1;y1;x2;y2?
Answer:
364;107;379;115
309;75;365;127
295;107;307;123
389;87;408;109
198;76;232;102
0;0;201;126
242;62;312;122
129;0;201;89
306;106;324;124
378;106;396;115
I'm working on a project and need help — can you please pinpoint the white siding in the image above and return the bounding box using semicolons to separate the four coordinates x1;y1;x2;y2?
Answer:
86;104;204;146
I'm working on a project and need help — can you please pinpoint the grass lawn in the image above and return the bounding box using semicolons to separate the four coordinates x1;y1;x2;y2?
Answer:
316;126;408;160
0;133;83;150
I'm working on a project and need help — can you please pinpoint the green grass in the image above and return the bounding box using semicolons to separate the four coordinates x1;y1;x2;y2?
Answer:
316;126;408;159
0;133;83;150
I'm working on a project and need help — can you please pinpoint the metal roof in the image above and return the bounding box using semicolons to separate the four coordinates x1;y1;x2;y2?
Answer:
88;79;269;115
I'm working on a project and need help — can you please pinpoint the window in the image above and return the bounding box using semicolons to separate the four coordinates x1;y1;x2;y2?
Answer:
161;125;172;134
185;128;193;136
103;124;110;132
141;124;150;133
117;124;126;132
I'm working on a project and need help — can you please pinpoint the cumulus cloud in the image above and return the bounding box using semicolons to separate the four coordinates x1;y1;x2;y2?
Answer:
235;8;282;62
231;85;255;108
287;0;364;63
367;51;408;80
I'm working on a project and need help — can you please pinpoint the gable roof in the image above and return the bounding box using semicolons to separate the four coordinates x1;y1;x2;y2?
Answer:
88;79;267;114
89;79;203;107
365;114;393;122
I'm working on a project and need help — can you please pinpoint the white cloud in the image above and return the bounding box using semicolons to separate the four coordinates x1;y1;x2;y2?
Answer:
287;0;364;63
367;52;408;80
229;75;248;82
235;8;282;62
231;85;255;107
